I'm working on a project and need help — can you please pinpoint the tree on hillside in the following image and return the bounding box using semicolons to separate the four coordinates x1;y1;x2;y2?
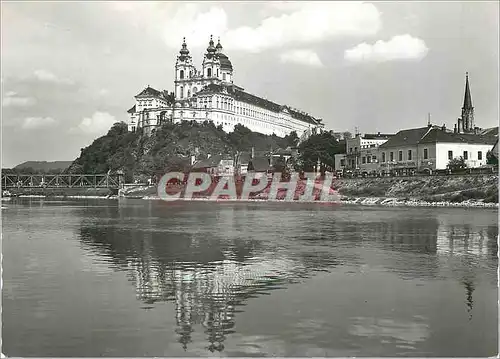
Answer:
67;121;139;174
447;157;468;172
297;132;344;173
228;124;254;151
283;131;299;148
486;150;498;165
343;131;353;140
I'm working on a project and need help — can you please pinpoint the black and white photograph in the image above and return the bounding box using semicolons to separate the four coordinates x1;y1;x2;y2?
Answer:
1;1;499;357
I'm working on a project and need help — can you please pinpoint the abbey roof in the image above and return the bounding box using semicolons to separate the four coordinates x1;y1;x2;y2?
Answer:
195;84;319;125
135;86;163;98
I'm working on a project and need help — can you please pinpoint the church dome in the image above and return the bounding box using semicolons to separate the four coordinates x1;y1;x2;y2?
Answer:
206;35;216;53
217;53;233;71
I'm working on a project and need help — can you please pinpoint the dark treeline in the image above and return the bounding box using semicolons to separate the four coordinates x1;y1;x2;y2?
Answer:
65;121;345;182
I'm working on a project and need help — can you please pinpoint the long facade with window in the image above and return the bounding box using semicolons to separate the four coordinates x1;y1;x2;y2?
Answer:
378;125;496;174
126;36;324;138
334;73;497;174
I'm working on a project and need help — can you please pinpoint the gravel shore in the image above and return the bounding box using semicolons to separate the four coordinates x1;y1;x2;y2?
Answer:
5;193;497;209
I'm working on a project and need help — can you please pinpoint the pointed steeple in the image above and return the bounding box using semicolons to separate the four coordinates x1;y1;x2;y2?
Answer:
463;72;473;109
460;71;475;132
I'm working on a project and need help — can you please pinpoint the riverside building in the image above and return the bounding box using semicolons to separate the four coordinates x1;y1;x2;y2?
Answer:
334;133;395;175
126;36;324;139
378;73;497;175
334;73;497;175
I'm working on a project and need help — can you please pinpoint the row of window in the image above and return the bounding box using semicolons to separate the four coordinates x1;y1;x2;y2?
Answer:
448;150;482;160
179;68;230;81
381;150;414;163
195;96;285;124
379;149;483;163
362;156;378;164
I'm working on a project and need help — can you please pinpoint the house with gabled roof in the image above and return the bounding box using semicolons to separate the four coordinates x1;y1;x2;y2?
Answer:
191;154;235;177
378;124;496;174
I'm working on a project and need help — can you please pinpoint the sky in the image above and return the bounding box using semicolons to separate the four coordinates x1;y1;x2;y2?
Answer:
1;1;498;168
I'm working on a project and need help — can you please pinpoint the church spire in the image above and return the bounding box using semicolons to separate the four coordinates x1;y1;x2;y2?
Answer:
463;72;473;110
460;71;475;132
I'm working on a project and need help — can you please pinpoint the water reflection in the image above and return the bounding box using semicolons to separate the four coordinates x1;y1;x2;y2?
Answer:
435;213;498;320
75;202;498;353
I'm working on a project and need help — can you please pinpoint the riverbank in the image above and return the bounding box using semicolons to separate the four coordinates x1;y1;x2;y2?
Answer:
118;174;498;207
4;174;497;209
135;195;498;208
5;193;497;209
334;174;498;203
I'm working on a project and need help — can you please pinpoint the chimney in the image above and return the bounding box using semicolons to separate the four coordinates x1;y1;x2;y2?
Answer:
442;124;446;131
190;155;196;165
251;147;255;159
454;124;457;133
207;153;211;159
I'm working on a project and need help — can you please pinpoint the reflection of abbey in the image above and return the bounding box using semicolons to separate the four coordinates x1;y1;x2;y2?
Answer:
127;36;324;139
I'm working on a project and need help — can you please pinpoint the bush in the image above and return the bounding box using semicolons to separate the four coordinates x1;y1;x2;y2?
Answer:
484;193;499;203
447;157;468;172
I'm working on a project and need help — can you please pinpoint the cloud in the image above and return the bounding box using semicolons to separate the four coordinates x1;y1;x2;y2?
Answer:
33;69;74;85
70;111;117;135
264;2;309;12
280;49;323;67
163;5;229;49
2;91;36;107
224;2;381;53
344;34;429;63
22;117;57;130
160;2;381;53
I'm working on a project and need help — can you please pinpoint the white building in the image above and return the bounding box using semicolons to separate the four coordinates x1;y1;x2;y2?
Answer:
127;36;324;138
334;133;394;174
378;124;496;174
335;73;498;175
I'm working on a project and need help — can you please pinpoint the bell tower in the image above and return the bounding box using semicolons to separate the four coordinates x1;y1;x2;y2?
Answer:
175;37;193;101
202;35;221;83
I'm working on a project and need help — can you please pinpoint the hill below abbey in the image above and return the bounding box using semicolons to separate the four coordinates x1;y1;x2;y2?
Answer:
66;121;305;182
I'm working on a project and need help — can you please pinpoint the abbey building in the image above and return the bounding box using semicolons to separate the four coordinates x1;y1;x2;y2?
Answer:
126;36;324;139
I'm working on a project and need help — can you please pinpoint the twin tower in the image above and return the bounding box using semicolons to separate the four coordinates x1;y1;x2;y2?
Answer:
174;36;234;102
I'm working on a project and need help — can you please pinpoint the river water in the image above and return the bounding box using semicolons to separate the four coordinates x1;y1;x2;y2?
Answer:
2;198;498;357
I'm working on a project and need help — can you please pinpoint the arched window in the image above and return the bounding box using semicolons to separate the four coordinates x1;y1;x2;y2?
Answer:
207;68;212;77
187;89;191;98
180;70;184;79
180;86;184;99
193;87;197;93
217;69;219;77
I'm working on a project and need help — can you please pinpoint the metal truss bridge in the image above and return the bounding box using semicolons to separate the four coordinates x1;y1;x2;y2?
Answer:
1;173;123;189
